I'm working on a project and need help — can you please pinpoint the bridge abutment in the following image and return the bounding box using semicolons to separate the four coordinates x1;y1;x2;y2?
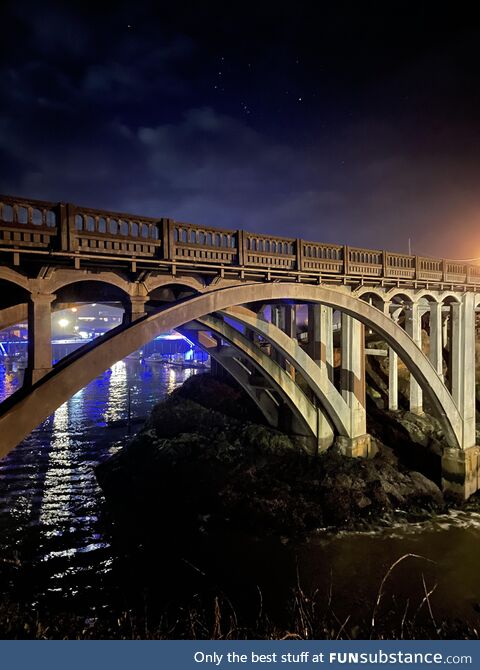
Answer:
336;433;374;458
442;446;480;500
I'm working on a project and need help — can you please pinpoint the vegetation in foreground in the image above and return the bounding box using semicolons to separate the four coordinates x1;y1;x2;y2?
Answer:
1;570;479;640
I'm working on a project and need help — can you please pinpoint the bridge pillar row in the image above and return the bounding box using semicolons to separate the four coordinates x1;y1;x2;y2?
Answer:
337;313;372;458
405;301;423;414
442;293;479;499
25;292;56;386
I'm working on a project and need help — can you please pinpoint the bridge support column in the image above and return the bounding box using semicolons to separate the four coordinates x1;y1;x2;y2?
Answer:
270;305;284;366
307;304;334;381
271;304;297;377
338;314;371;457
25;293;56;386
384;302;398;411
388;349;398;411
405;302;423;414
124;296;148;324
283;304;296;380
442;293;478;499
429;302;444;380
442;313;450;349
451;293;476;448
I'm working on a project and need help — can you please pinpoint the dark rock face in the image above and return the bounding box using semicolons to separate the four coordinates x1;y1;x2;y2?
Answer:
97;374;445;539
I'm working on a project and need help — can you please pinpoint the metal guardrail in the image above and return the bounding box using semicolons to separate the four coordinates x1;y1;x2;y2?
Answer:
1;194;479;285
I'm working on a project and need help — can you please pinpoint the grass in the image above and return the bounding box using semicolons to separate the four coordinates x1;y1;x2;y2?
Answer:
1;556;478;640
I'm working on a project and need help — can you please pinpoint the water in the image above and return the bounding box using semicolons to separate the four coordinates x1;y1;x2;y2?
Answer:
0;360;479;634
0;360;199;612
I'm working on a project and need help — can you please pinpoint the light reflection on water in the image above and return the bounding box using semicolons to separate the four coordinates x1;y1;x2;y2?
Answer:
0;360;199;605
103;361;127;423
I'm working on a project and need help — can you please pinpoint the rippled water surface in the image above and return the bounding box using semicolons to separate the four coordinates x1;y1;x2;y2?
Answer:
0;361;198;610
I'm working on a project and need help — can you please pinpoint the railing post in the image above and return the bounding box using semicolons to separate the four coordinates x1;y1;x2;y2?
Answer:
343;245;349;275
65;203;77;252
296;238;303;273
237;230;244;267
163;219;175;261
414;255;419;280
58;202;68;251
161;219;170;260
442;259;447;283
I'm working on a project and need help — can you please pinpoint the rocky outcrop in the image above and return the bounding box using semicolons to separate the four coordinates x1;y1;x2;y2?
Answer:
97;374;446;539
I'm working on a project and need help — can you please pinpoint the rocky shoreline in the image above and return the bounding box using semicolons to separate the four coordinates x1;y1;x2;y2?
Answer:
96;373;461;540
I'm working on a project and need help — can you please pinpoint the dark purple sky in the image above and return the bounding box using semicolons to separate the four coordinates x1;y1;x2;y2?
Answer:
1;1;480;258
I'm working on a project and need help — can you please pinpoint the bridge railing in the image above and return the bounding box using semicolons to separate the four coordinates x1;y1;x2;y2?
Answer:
0;195;58;249
243;233;296;269
417;256;444;282
169;221;238;264
384;252;416;279
346;247;383;276
69;204;161;257
1;194;480;286
301;241;344;273
444;261;467;284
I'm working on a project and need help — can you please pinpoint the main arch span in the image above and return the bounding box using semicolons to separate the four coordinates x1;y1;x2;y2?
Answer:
0;281;469;453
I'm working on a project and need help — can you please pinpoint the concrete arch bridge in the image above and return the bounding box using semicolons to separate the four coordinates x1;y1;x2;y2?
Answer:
0;194;479;499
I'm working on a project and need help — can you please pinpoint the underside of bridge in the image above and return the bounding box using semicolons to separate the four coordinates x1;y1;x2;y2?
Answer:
0;263;479;500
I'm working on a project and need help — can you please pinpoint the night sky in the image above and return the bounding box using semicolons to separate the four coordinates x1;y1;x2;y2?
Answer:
1;1;480;258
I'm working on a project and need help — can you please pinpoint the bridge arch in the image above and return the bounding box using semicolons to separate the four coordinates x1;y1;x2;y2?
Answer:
0;267;30;292
355;287;386;303
144;275;205;295
147;282;202;306
51;279;131;306
386;289;416;304
357;290;385;311
0;282;464;458
414;291;441;304
45;270;132;297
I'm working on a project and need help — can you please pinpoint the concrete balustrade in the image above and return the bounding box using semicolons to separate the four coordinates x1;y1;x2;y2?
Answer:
1;193;480;287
